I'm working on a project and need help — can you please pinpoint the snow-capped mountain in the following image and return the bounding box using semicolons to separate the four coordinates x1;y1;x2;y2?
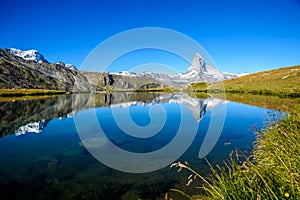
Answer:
7;48;49;63
57;62;77;70
119;53;244;85
111;71;138;76
221;72;249;78
186;53;222;80
6;48;77;70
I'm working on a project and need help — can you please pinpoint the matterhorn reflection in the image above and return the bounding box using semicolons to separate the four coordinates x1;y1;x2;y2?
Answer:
0;93;226;137
95;92;226;122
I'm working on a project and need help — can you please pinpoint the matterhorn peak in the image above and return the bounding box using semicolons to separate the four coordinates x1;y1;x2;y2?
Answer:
194;52;203;59
187;53;207;73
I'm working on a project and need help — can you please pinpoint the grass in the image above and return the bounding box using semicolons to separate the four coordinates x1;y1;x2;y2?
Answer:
134;87;173;93
222;65;300;96
185;82;209;93
188;65;300;98
222;65;300;97
171;105;300;199
0;88;67;97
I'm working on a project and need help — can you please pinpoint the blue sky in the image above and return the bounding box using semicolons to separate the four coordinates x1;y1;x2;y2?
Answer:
0;0;300;73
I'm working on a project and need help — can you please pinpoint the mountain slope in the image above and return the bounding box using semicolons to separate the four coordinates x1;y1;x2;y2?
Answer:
0;48;164;92
82;71;164;91
0;49;94;91
223;65;300;95
190;65;300;97
7;48;79;70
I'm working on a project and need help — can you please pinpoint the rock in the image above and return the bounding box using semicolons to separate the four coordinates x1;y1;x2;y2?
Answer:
47;159;59;174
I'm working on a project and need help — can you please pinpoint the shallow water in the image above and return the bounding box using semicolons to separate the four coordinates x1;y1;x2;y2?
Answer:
0;93;277;199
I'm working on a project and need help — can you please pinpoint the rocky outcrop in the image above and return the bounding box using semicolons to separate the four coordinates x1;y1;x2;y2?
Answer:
0;49;94;91
82;71;164;91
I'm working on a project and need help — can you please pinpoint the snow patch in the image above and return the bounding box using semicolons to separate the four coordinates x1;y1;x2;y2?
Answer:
236;73;249;77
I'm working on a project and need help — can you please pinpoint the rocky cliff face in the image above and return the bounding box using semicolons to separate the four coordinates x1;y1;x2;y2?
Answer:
0;48;164;91
81;71;164;91
56;62;77;70
0;49;94;91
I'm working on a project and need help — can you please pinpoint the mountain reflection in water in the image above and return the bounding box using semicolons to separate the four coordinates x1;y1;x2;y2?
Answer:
0;93;225;137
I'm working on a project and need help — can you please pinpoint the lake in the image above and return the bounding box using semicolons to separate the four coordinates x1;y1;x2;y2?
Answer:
0;93;280;199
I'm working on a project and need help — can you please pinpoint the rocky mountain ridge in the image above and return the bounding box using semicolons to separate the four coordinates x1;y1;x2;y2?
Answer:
7;48;78;70
0;48;163;91
0;48;93;91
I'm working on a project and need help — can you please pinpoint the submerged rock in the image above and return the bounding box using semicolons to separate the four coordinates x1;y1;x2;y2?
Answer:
47;159;59;174
79;137;107;149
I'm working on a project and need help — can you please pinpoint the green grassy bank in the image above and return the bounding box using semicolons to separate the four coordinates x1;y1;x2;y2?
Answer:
0;89;68;97
188;65;300;98
172;105;300;199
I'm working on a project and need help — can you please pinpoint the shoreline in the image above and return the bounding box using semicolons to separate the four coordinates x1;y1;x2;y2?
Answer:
0;89;68;97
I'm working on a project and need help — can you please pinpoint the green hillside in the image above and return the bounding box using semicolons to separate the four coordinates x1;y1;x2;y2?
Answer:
189;65;300;97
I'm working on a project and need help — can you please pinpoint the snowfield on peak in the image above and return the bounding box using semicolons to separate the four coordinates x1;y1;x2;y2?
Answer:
7;48;77;70
7;48;49;63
